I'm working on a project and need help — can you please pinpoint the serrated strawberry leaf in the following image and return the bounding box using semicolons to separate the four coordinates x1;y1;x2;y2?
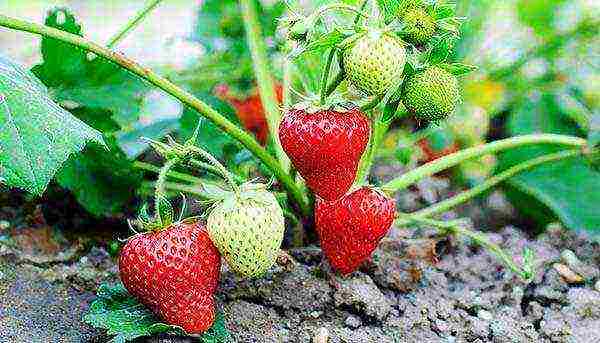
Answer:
84;283;231;343
32;7;149;129
0;54;104;196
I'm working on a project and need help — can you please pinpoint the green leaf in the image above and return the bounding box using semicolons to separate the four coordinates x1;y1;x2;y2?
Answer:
32;7;148;129
56;137;142;217
427;33;458;64
438;62;478;76
116;119;180;159
84;283;231;343
497;95;600;234
0;54;104;195
289;29;351;59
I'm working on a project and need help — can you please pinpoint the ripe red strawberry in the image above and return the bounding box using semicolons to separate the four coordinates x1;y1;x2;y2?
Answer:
279;107;370;201
119;221;221;333
215;84;283;145
315;187;396;274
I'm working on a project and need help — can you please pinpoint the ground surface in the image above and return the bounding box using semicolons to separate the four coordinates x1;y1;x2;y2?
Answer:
1;179;599;343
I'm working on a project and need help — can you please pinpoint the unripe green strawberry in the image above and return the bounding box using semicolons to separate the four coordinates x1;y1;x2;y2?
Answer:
343;31;406;96
402;66;459;121
207;183;284;278
398;0;425;19
403;8;435;45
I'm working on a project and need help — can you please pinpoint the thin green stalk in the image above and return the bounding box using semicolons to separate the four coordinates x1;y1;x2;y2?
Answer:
356;115;390;184
355;101;400;184
381;134;587;193
134;161;203;184
188;146;240;193
319;49;336;104
325;70;345;97
354;0;369;25
188;159;245;183
154;158;180;215
107;0;163;48
397;213;532;280
239;0;291;172
409;149;582;219
0;14;310;216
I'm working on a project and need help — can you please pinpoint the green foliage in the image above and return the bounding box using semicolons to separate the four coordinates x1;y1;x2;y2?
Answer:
27;7;158;216
84;283;231;343
497;95;600;234
0;54;103;195
32;8;149;128
56;137;142;217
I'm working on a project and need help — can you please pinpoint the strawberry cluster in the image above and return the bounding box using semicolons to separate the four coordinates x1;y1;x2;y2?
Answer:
118;142;285;334
280;105;397;275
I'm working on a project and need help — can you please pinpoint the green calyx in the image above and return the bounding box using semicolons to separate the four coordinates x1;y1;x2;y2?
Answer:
402;66;460;122
403;8;435;45
206;182;285;278
342;30;406;96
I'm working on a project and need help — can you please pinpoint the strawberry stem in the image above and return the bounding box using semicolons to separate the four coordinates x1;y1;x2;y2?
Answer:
106;0;163;49
154;158;180;225
381;134;587;193
188;146;240;194
406;149;583;219
319;49;336;105
396;213;534;280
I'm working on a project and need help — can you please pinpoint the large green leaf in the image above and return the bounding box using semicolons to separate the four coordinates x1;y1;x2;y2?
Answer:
0;54;103;195
32;7;148;129
56;137;142;217
84;283;231;343
497;94;600;234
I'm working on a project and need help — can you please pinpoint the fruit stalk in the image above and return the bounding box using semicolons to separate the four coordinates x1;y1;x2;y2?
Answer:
240;0;291;172
154;158;180;218
319;49;336;104
381;134;587;193
0;14;310;216
397;213;533;280
407;149;583;220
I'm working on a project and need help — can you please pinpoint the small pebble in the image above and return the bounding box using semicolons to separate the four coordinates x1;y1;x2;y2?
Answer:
560;250;580;267
477;309;493;321
595;280;600;292
553;263;583;284
345;315;362;328
313;327;329;343
309;311;322;319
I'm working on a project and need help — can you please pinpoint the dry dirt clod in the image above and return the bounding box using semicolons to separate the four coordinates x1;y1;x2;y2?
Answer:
552;263;584;284
313;327;329;343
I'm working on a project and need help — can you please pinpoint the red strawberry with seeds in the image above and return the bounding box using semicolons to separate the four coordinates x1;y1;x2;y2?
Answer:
279;107;370;201
119;221;221;333
315;187;396;274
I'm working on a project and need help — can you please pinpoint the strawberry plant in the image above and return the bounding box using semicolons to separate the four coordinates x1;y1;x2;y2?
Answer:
0;0;598;341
